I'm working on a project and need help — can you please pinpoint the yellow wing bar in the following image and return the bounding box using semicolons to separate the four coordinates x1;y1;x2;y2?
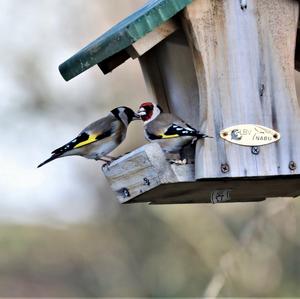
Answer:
74;134;98;148
160;133;180;139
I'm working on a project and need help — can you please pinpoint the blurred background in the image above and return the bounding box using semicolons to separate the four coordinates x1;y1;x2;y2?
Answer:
1;0;300;296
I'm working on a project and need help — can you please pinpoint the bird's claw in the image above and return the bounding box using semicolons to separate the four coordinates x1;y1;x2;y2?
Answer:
104;161;112;166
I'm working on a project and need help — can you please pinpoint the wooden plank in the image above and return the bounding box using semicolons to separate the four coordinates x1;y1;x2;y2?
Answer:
97;50;130;74
102;143;180;203
181;0;300;180
139;49;171;112
127;19;178;59
295;27;300;71
101;141;300;204
129;176;300;204
139;29;200;128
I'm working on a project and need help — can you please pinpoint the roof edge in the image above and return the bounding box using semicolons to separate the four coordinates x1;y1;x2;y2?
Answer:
59;0;192;81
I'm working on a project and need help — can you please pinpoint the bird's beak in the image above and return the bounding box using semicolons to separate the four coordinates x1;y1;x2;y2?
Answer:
137;107;146;116
132;112;141;120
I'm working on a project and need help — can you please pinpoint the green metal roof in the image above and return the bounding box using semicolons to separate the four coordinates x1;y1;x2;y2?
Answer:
59;0;192;81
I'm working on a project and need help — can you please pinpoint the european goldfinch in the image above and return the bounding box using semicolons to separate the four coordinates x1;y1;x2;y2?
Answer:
38;106;140;168
137;102;211;154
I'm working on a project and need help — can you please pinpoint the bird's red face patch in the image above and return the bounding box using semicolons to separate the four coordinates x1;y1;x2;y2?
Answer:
137;102;154;121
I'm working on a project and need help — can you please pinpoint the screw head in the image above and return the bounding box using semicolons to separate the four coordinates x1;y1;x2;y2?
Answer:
289;161;297;171
221;163;230;173
143;177;150;186
122;188;130;198
251;146;260;155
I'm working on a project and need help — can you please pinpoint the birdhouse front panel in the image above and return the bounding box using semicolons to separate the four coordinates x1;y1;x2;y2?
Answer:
59;0;300;203
139;0;300;180
139;29;200;130
179;0;300;179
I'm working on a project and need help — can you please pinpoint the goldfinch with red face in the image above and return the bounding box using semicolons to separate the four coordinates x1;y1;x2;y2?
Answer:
137;102;211;154
38;106;140;168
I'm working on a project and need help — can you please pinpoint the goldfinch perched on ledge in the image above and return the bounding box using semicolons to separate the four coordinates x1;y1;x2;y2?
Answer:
137;102;211;154
38;106;140;168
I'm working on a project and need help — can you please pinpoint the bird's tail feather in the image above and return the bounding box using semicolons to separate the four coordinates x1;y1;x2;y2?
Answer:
191;133;213;145
37;154;60;168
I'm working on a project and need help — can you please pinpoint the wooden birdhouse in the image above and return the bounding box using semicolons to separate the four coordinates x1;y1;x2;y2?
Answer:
59;0;300;204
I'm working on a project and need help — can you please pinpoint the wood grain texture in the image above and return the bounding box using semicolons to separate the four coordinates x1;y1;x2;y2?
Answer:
102;143;192;203
132;176;300;204
102;142;300;204
139;29;200;128
295;27;300;71
139;45;170;113
103;0;300;204
181;0;300;179
127;20;178;58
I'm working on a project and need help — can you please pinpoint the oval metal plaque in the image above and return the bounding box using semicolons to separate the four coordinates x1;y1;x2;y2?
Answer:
220;124;280;146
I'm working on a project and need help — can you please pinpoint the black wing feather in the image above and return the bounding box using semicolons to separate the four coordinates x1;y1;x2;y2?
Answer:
146;124;209;140
164;124;198;137
38;130;111;168
51;130;112;154
145;130;162;140
51;132;90;155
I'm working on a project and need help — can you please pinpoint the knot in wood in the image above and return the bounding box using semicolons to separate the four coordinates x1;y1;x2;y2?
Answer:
259;84;265;97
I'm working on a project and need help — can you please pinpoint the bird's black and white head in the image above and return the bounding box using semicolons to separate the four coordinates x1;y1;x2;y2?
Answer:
137;102;162;124
111;106;140;126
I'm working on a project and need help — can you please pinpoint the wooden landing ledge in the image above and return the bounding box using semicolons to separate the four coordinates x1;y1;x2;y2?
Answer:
102;143;300;204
